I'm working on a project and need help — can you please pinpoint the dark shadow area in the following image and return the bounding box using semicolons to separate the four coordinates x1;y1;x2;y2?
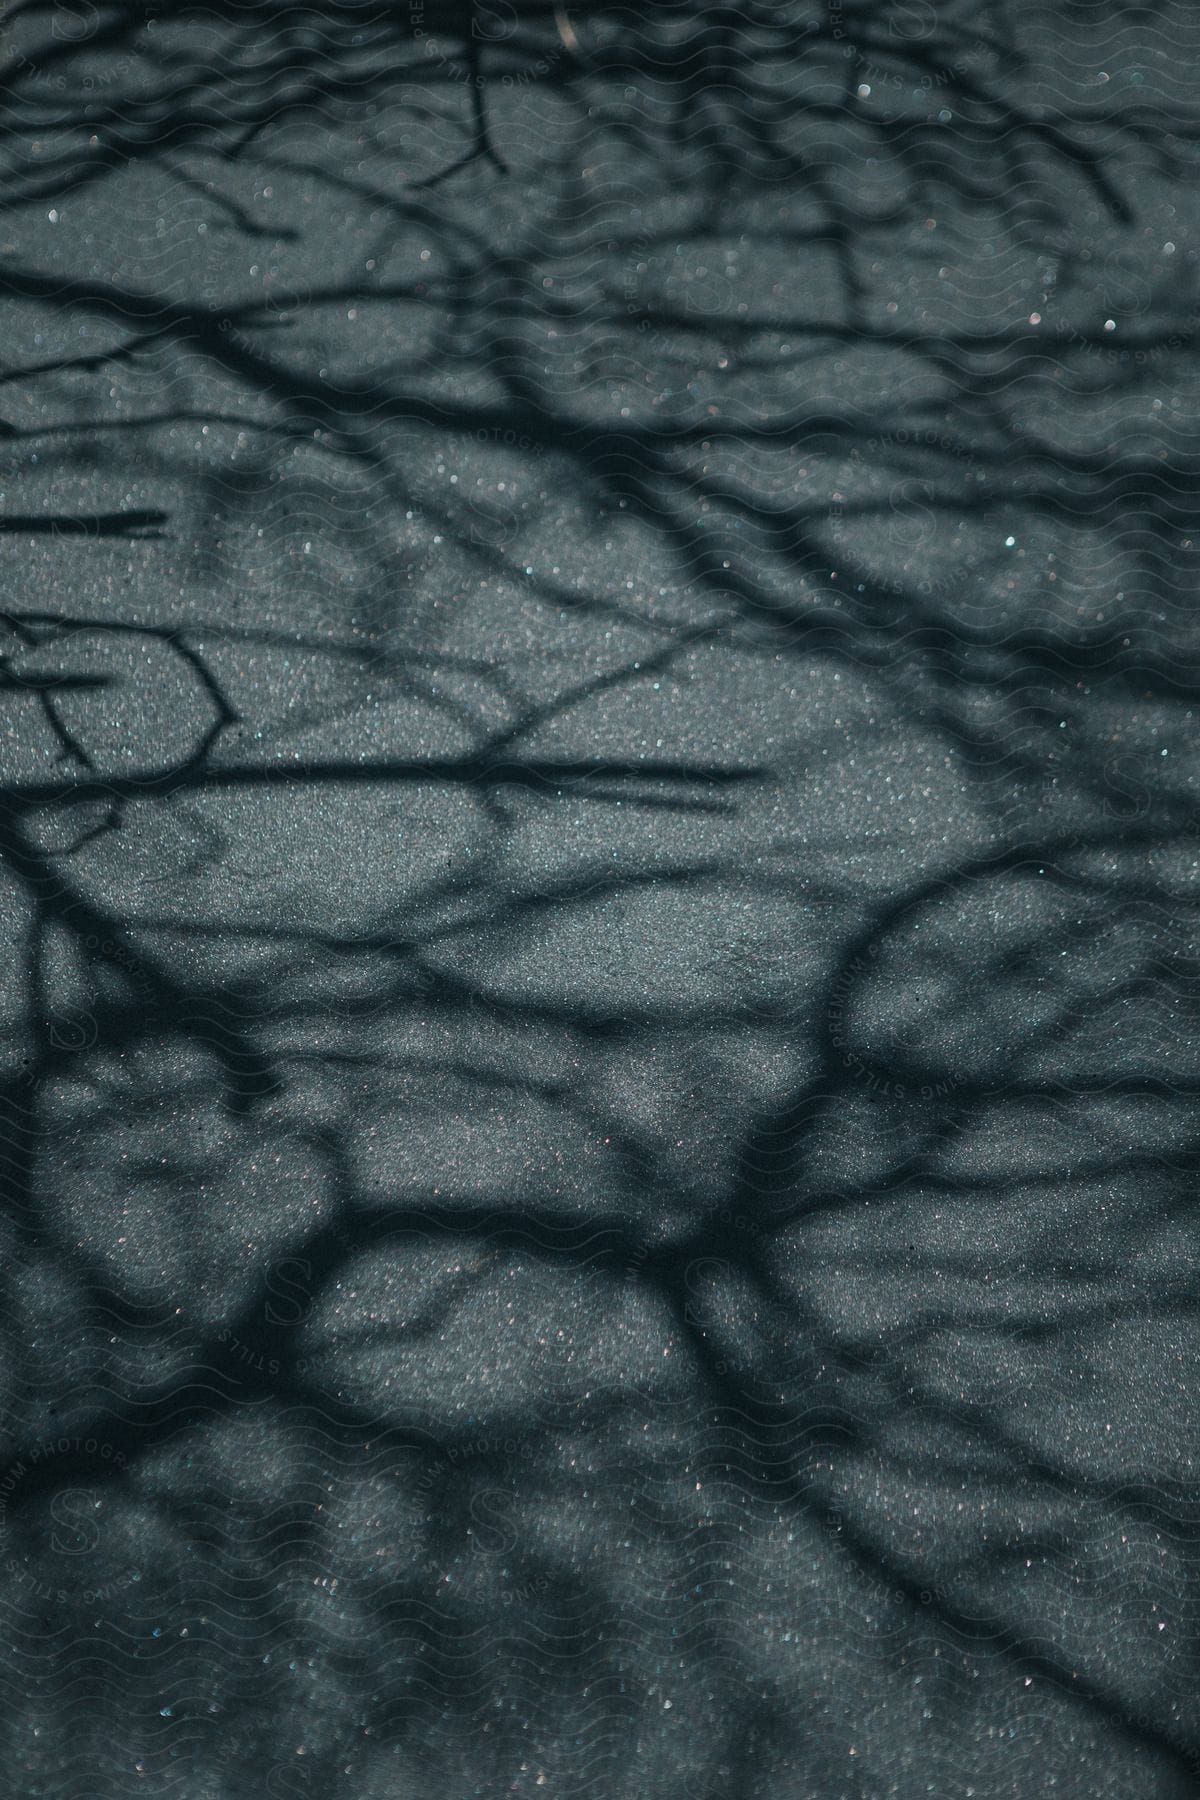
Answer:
0;1;1199;1795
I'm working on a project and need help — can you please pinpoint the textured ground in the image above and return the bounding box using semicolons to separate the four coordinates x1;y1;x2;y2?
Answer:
1;2;1200;1795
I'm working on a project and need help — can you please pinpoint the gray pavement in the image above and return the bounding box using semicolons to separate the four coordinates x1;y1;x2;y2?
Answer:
0;3;1199;1795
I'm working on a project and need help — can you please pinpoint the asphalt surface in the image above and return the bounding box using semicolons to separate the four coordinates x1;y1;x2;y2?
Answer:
1;2;1200;1795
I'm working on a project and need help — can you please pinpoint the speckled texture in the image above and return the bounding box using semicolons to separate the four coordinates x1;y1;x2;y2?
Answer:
1;2;1199;1795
